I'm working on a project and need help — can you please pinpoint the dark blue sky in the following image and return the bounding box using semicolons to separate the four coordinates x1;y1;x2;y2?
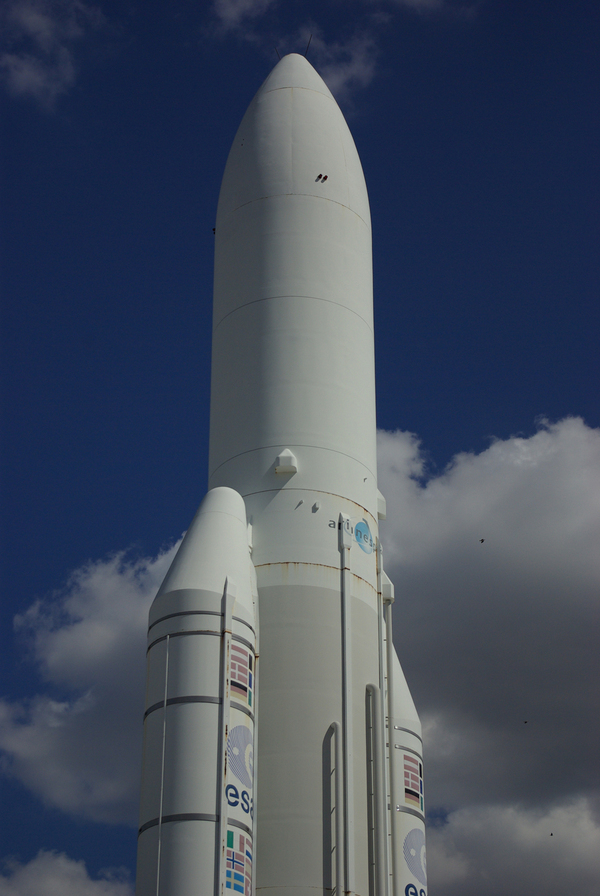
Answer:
1;1;598;892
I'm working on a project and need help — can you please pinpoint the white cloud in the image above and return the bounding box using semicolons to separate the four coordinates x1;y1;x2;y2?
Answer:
0;541;180;823
0;850;132;896
427;799;600;896
212;0;277;31
209;0;477;102
378;417;600;893
208;1;378;101
299;27;378;102
0;0;103;108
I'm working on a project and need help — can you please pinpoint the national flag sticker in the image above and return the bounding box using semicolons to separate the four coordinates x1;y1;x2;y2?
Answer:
230;643;254;708
403;754;424;812
226;830;252;895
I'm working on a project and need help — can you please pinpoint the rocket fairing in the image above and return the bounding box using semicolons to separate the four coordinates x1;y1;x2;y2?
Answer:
136;53;427;896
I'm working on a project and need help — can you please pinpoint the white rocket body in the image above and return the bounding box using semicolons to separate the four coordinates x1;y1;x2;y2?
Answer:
136;55;427;896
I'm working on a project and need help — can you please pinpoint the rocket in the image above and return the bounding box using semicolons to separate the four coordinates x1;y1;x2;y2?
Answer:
135;54;427;896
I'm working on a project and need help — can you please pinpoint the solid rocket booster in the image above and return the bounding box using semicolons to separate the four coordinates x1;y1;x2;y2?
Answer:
136;54;427;896
136;488;258;895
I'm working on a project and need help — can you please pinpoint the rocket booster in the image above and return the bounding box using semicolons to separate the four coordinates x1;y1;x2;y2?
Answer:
136;54;427;896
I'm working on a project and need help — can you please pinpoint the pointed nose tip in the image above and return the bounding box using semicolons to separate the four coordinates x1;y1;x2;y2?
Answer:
259;53;333;99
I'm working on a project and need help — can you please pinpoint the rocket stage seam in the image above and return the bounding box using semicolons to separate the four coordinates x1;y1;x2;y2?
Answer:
144;695;221;720
208;445;378;483
395;806;426;822
148;610;256;636
212;291;374;332
146;630;254;653
138;815;254;838
222;193;370;229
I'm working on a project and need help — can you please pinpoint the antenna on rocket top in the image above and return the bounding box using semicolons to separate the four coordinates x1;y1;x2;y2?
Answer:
275;47;281;59
305;34;312;57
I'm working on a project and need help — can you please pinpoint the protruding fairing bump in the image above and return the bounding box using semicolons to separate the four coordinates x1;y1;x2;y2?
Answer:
275;449;298;474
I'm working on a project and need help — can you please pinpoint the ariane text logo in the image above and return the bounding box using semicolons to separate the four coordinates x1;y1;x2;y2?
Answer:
329;517;374;553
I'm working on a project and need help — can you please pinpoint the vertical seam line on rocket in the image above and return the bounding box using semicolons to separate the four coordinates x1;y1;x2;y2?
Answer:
289;86;294;199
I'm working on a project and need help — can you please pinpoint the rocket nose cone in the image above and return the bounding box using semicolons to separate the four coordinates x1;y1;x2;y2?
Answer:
259;53;334;99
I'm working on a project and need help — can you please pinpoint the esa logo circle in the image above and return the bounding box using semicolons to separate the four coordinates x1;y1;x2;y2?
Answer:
354;519;374;553
227;725;253;788
403;827;427;892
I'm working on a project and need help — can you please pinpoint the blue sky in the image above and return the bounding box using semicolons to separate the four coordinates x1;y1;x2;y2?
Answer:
1;2;599;894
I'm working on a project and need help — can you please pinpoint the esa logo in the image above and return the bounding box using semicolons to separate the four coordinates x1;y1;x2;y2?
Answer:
225;784;253;818
403;828;427;896
225;724;254;817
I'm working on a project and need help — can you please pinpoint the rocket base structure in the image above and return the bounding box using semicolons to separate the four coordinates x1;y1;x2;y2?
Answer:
135;55;427;896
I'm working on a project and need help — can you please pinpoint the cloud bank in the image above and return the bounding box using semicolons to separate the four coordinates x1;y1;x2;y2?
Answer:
0;851;132;896
378;417;600;894
0;0;481;108
297;27;378;103
0;0;103;108
212;0;278;31
1;417;599;894
0;542;179;823
208;0;479;102
209;2;379;101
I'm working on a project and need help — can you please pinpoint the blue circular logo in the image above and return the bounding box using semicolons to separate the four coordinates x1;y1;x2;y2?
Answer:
403;828;427;886
227;725;253;788
354;519;373;554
